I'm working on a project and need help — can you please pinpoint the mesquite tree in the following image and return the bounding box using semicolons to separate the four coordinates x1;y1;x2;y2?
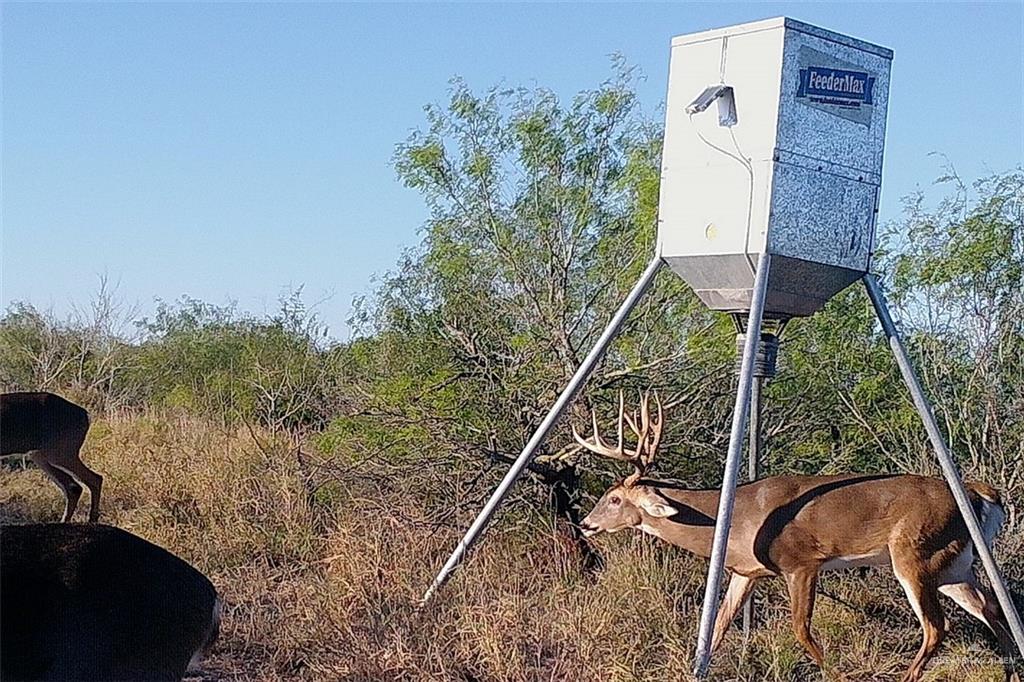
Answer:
343;66;725;561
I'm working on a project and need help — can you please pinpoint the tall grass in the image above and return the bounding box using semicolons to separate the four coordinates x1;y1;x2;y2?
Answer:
0;413;1016;681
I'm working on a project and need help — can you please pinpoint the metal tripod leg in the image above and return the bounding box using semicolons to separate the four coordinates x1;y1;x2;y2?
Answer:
420;254;664;605
864;274;1024;656
693;253;772;678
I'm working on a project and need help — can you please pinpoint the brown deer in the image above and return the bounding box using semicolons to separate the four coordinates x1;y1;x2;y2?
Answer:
574;392;1020;682
1;524;221;682
1;392;102;522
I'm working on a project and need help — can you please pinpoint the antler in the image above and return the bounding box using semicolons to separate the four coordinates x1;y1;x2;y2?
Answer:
573;390;664;485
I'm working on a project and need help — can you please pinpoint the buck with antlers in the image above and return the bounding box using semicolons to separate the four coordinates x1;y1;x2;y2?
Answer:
573;392;1020;682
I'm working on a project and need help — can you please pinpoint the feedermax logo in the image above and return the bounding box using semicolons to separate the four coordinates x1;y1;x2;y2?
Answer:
797;66;875;108
794;46;879;127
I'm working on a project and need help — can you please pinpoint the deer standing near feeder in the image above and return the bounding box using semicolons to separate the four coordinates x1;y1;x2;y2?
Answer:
0;392;103;522
574;392;1020;682
1;524;221;681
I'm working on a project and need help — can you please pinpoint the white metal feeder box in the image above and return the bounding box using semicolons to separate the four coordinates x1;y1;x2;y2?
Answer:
658;17;893;318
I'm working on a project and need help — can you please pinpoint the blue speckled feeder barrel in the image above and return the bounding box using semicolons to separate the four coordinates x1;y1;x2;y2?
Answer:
657;17;893;318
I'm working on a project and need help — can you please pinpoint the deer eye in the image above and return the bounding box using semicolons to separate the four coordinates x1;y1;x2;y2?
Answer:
609;496;621;505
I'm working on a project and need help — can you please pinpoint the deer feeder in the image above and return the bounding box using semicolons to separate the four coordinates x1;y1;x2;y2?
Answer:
423;17;1024;679
660;17;891;318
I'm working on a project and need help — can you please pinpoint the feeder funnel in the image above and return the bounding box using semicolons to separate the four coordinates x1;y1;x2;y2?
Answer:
658;17;893;318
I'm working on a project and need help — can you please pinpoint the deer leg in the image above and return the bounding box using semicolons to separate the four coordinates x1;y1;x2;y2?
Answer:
893;558;946;682
30;451;83;522
711;573;759;652
940;579;1021;682
785;568;825;668
51;454;103;523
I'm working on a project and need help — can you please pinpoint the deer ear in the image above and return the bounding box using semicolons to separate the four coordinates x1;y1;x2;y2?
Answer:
638;496;677;518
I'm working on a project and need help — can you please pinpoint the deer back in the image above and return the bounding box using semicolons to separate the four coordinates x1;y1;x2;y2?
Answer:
0;392;90;456
1;524;220;682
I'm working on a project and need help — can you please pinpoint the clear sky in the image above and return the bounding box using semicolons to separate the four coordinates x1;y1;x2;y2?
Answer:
2;2;1022;338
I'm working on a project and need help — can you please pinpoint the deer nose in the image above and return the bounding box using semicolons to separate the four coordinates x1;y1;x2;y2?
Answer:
579;521;598;537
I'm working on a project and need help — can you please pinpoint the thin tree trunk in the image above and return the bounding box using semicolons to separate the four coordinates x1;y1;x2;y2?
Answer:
547;464;604;572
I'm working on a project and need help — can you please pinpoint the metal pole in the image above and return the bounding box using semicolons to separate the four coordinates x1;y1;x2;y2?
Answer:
693;253;772;678
420;254;665;604
741;375;763;642
864;274;1024;655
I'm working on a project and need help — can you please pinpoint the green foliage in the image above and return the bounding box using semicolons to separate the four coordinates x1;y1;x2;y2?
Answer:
0;298;134;410
0;302;55;389
882;169;1024;482
894;170;1023;311
354;64;733;502
0;289;345;432
128;291;344;431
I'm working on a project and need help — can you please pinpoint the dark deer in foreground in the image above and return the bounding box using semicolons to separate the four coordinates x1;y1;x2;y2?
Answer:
574;392;1020;682
0;392;102;522
1;524;221;682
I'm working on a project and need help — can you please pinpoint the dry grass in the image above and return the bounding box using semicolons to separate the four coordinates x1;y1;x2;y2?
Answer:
0;412;1018;681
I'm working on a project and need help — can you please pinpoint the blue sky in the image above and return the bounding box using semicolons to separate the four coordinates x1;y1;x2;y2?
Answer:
2;2;1022;338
